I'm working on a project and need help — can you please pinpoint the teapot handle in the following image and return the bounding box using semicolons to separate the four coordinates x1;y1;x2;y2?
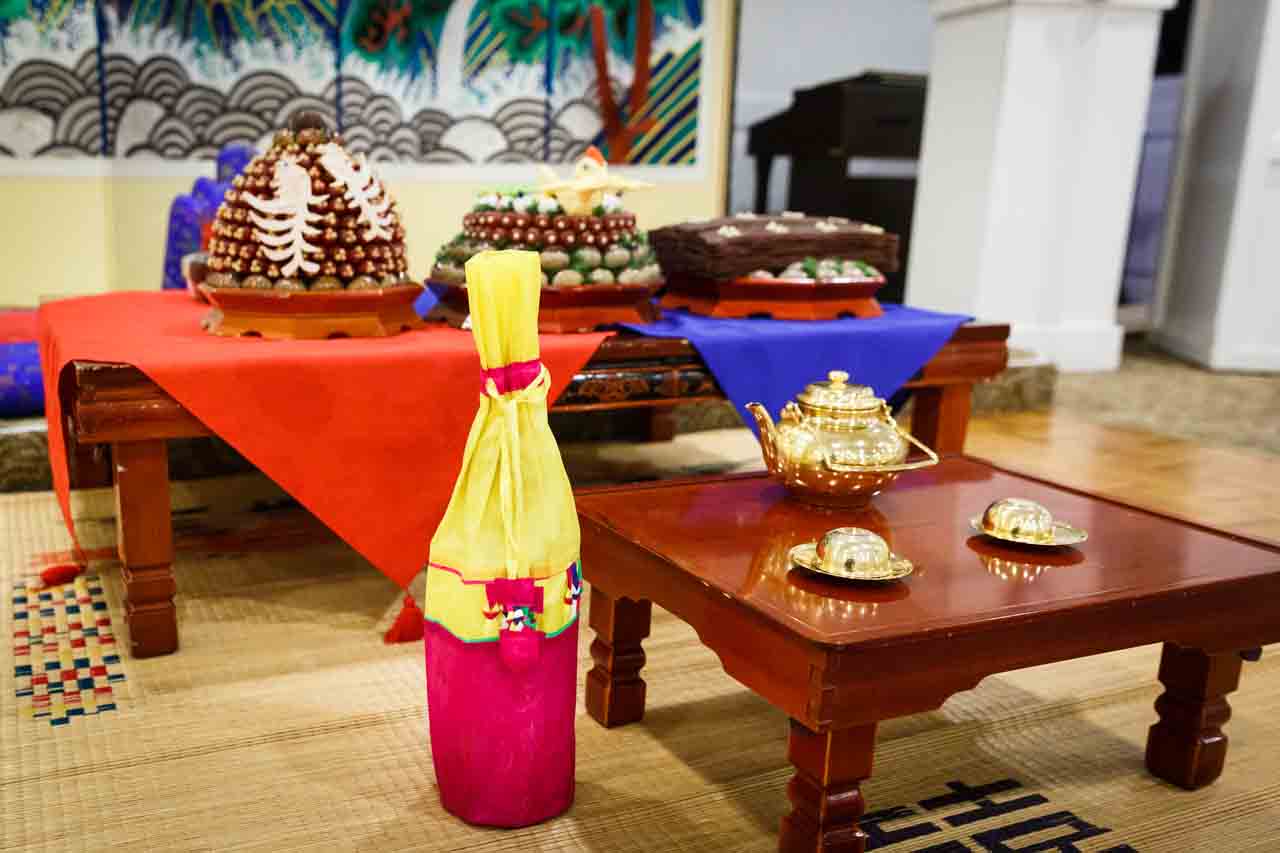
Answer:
822;402;940;473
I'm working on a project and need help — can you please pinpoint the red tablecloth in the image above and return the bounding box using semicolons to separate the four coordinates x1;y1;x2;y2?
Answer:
1;308;37;341
38;292;608;589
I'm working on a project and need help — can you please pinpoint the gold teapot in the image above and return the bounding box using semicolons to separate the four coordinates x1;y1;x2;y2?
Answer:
746;370;938;507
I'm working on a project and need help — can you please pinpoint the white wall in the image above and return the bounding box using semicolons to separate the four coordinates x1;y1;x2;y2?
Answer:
728;1;933;214
1155;0;1280;370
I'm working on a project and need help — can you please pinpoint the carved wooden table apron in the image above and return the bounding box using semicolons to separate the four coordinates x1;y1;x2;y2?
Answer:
57;324;1006;659
576;461;1280;853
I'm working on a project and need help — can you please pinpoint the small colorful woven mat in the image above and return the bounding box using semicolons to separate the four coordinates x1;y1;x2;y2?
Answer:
13;575;126;726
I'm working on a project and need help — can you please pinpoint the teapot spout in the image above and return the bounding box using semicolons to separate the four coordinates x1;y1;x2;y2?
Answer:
745;402;779;470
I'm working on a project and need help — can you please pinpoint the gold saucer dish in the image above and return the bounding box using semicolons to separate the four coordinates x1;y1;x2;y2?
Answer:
747;370;938;508
789;527;913;582
971;497;1088;547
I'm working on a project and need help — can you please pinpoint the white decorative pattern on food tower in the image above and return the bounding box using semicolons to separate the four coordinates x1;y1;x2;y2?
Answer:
245;159;327;278
206;113;409;292
318;144;395;242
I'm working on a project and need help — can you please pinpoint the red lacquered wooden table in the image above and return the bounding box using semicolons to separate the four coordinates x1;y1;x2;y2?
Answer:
576;460;1280;853
57;324;1005;658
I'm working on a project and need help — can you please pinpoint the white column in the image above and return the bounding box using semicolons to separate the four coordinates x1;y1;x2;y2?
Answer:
1155;0;1280;371
907;0;1173;371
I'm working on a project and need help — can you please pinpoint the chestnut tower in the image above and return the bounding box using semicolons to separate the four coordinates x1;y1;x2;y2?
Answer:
206;112;409;291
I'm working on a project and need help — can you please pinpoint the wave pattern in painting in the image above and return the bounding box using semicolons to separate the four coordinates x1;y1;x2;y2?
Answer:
0;0;705;165
0;51;101;156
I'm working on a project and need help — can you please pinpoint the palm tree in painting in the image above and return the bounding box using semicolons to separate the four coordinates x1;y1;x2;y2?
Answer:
106;0;337;56
344;0;453;80
478;0;685;162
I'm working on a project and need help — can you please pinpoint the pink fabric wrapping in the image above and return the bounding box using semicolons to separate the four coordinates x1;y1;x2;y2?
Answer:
481;358;543;394
424;620;578;827
484;578;545;673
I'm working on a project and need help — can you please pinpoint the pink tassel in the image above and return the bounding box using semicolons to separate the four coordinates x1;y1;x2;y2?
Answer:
499;628;540;673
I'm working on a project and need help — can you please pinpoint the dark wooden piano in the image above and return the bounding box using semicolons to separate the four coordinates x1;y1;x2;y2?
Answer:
748;71;927;302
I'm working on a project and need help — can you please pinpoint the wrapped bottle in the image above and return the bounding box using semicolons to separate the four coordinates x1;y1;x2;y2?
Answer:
424;250;582;827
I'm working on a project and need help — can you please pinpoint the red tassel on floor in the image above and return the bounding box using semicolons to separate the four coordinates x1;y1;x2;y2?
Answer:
384;593;425;644
39;563;85;587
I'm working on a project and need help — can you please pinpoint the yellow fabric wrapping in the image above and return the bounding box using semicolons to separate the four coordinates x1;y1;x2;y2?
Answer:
426;250;581;643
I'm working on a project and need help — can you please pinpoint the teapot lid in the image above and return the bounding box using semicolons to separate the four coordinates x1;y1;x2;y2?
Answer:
796;370;882;413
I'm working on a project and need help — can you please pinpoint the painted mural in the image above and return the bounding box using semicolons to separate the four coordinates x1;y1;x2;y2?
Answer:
0;0;705;164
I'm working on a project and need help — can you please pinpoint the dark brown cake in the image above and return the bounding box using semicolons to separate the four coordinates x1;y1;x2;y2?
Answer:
205;112;410;291
650;213;899;281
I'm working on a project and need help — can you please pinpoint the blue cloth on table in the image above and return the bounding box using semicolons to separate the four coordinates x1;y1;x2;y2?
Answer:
620;305;971;436
411;289;970;435
416;286;441;318
0;341;44;417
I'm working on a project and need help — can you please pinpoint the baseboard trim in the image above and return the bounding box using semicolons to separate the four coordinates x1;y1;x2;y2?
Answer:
1008;323;1124;371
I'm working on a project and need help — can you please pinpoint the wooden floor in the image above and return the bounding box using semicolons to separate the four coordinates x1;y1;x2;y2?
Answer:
963;410;1280;544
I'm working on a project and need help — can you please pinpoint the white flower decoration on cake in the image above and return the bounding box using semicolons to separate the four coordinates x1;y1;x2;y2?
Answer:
477;192;499;209
537;195;561;214
245;157;326;277
765;221;790;234
734;211;758;219
816;221;839;233
781;210;804;218
602;192;623;213
717;225;743;238
860;223;886;234
319;143;393;241
512;194;537;213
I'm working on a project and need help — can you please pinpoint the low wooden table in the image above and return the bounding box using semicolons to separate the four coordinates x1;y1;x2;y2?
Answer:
56;325;1006;659
576;461;1280;853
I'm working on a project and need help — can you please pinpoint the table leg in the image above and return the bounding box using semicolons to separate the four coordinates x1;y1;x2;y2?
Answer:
112;440;178;658
69;441;113;490
1145;643;1244;789
909;384;972;455
780;721;876;853
585;587;652;727
646;408;678;442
